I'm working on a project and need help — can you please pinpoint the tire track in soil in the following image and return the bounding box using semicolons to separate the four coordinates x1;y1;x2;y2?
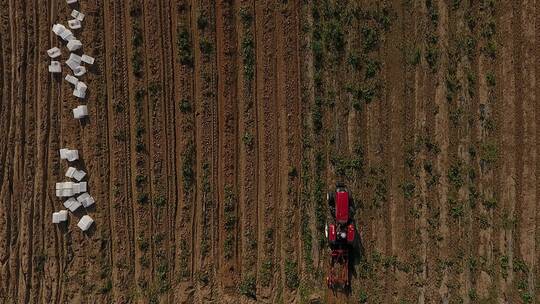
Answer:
475;1;498;299
44;2;69;301
127;0;154;299
420;1;440;301
254;0;279;300
275;1;301;300
508;2;525;301
297;1;316;286
143;0;170;298
27;2;48;302
169;2;197;302
33;1;55;302
405;2;430;303
57;2;92;300
518;0;536;298
445;4;464;303
236;0;259;295
431;0;450;301
156;0;177;301
535;0;540;298
465;2;483;300
103;0;136;301
35;1;57;302
457;2;481;302
74;1;116;302
1;0;20;299
497;0;516;299
15;1;36;302
386;0;412;302
56;2;84;299
216;0;239;291
192;0;218;301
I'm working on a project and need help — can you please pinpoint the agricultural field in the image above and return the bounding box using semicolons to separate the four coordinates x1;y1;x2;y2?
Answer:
1;0;539;303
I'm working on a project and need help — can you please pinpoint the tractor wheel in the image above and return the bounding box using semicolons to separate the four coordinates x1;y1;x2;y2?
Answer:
327;191;335;206
325;223;328;238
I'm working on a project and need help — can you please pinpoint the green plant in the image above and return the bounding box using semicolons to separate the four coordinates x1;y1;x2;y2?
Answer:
259;259;273;287
365;58;381;79
486;72;496;87
361;26;379;52
406;47;421;66
99;279;112;294
238;275;256;298
148;82;161;98
182;142;195;192
447;163;463;188
480;142;498;167
449;197;464;219
113;102;125;113
155;196;166;207
242;33;255;80
157;262;170;293
138;236;149;251
113;131;126;142
136;141;145;153
312;97;324;133
135;174;146;188
139;254;150;268
199;38;213;55
483;40;497;59
135;88;145;105
242;132;254;147
426;0;439;25
284;259;299;289
426;45;439;72
348;52;360;70
288;167;298;178
130;4;142;18
132;26;143;48
179;99;192;113
323;19;346;54
137;193;149;204
239;7;253;27
400;181;415;200
197;14;208;30
131;51;143;77
135;123;145;138
358;290;368;303
483;197;497;210
177;28;193;66
224;236;233;259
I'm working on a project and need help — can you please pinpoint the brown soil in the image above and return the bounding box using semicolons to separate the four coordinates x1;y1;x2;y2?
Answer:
1;0;540;303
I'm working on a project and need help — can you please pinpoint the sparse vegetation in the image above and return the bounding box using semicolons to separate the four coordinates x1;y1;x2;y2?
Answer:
238;275;256;298
177;27;193;66
137;193;149;204
199;38;214;55
284;259;299;289
242;33;255;80
154;196;166;207
182;142;195;192
179;98;192;113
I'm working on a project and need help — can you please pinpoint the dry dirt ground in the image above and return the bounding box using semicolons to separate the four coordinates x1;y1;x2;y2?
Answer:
1;0;540;303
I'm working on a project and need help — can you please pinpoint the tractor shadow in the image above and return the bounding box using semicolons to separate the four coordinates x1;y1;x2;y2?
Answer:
348;196;365;287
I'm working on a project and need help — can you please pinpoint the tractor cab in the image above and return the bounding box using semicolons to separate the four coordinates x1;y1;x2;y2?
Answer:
335;190;349;224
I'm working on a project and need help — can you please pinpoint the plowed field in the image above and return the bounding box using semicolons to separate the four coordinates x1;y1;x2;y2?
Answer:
1;0;539;303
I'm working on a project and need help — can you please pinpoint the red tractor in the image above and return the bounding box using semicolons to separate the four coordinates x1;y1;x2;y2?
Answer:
325;183;355;289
